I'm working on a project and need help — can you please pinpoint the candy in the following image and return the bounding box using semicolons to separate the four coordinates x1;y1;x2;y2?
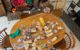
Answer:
17;38;24;42
39;17;45;27
34;38;37;42
44;26;49;30
24;40;32;44
53;29;58;33
55;22;58;25
47;40;52;44
36;26;43;31
13;43;24;50
57;26;64;30
36;22;41;26
45;29;52;34
51;37;57;42
22;29;27;35
32;42;36;47
32;46;36;50
31;28;37;32
20;24;26;30
46;32;53;37
52;24;55;28
37;46;42;50
24;44;29;50
40;36;45;39
36;36;41;39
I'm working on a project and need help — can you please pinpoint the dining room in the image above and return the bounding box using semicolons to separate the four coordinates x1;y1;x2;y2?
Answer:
0;0;80;50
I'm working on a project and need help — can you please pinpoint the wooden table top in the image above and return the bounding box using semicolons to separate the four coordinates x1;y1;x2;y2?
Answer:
9;13;65;50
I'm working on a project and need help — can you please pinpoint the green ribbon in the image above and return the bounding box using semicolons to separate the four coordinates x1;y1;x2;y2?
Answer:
10;29;21;38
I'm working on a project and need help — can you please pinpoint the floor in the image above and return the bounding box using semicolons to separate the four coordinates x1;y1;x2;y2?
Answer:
0;16;80;50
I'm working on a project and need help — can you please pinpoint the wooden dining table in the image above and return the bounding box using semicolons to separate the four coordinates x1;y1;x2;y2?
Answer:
9;13;65;50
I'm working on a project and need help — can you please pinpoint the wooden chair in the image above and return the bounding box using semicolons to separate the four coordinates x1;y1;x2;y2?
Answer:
0;28;12;48
64;32;75;49
54;32;75;50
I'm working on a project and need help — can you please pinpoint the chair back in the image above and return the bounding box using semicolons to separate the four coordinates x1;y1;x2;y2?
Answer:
0;28;12;49
0;28;8;45
54;32;75;50
64;32;75;49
